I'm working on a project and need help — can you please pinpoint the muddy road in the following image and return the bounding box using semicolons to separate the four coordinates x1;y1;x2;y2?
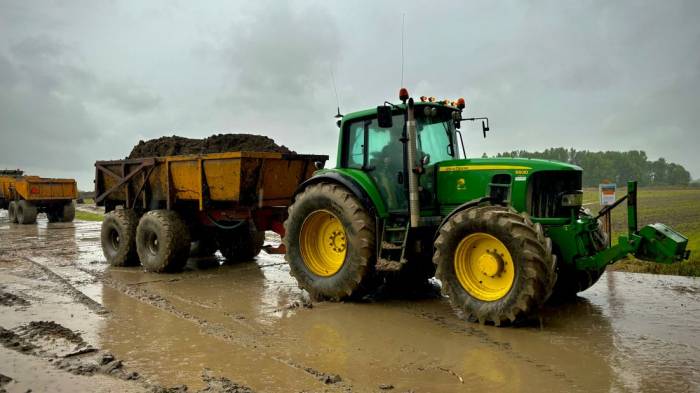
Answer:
0;211;698;392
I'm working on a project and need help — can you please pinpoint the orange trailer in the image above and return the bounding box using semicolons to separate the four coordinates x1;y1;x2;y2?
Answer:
94;152;327;272
0;169;78;224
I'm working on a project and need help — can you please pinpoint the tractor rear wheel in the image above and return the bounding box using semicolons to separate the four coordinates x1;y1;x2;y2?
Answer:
101;209;140;267
216;222;265;262
549;221;608;300
8;201;18;223
16;201;38;225
434;206;556;325
283;182;376;300
136;210;191;273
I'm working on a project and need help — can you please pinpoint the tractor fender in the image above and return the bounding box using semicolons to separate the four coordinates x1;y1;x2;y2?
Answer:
293;171;378;216
434;196;496;241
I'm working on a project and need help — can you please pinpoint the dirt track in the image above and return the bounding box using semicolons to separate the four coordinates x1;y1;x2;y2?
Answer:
0;211;698;392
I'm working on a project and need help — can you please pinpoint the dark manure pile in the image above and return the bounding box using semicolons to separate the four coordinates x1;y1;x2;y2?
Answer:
128;134;295;159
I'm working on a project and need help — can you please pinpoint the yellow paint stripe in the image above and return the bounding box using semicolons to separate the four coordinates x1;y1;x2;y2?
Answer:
438;165;532;172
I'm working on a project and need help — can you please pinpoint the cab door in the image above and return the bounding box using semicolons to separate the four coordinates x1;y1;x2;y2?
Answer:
344;116;407;213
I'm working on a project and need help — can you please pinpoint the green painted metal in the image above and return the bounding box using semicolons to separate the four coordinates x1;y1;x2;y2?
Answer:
315;168;389;217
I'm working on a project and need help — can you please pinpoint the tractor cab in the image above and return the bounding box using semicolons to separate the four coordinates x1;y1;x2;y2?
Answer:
337;92;465;215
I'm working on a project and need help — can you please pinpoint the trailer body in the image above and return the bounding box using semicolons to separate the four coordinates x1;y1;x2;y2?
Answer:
94;151;328;271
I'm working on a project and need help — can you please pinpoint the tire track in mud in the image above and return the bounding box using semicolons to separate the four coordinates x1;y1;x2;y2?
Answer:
94;270;353;392
22;256;107;315
407;308;584;392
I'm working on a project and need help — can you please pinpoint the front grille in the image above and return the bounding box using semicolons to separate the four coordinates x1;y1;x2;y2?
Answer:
528;171;582;218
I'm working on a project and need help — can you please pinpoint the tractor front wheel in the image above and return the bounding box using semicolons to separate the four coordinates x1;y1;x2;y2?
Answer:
283;182;376;300
434;206;556;325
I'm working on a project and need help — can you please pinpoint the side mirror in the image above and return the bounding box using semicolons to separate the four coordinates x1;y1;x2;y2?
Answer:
377;106;393;128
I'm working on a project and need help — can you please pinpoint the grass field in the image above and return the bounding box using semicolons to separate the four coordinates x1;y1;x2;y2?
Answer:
75;209;104;222
583;187;700;276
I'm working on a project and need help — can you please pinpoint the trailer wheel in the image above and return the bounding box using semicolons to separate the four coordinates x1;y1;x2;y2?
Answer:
62;202;76;222
16;201;38;225
283;182;376;300
101;209;139;266
48;202;76;223
216;223;264;262
190;238;218;258
8;201;18;223
136;210;191;273
434;205;555;325
549;221;608;301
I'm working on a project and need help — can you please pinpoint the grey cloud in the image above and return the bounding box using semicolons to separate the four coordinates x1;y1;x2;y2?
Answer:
223;2;341;108
99;82;161;113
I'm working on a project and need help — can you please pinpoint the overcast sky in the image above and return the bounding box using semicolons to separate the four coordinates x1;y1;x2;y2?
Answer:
1;0;699;189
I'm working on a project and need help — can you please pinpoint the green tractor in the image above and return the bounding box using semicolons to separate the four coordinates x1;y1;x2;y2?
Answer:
283;89;690;325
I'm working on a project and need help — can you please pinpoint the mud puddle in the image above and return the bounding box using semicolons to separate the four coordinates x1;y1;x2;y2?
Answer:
0;210;699;392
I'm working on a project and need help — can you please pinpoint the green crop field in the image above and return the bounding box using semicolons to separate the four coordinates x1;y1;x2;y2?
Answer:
75;209;104;222
582;186;700;276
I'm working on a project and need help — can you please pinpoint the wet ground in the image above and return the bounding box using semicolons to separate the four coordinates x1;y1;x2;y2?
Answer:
0;211;698;392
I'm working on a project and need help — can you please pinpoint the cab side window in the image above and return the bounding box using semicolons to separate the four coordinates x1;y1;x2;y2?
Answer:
346;121;364;169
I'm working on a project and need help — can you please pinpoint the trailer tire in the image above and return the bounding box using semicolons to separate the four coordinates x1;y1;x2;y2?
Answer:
8;201;18;223
216;223;264;262
283;182;377;301
16;201;38;225
190;238;218;258
136;210;191;273
549;221;608;301
101;209;139;267
48;202;76;223
434;205;555;325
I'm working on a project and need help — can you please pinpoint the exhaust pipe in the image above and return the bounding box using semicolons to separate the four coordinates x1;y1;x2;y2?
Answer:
406;98;420;227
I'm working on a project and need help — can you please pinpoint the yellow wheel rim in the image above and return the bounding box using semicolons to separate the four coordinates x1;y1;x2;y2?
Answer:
300;210;347;277
454;233;515;301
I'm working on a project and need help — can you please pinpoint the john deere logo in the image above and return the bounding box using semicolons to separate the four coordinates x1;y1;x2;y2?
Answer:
457;178;466;190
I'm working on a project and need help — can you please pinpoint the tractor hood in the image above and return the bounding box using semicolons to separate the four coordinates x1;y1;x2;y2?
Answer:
436;157;582;173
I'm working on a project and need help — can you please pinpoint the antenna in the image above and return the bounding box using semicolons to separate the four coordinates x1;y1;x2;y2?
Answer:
330;67;342;118
400;14;405;88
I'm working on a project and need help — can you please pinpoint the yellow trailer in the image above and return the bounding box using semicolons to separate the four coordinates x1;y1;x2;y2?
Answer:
0;169;78;224
94;151;327;272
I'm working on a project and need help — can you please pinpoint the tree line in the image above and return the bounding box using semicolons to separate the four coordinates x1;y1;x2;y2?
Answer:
493;148;691;187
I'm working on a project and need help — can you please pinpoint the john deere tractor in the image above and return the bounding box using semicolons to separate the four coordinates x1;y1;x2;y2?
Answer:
283;89;690;325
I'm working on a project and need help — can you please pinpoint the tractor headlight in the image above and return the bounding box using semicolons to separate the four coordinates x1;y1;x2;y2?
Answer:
560;191;583;207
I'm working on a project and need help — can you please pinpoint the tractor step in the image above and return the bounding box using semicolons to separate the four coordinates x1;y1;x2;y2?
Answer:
381;241;403;250
376;258;406;272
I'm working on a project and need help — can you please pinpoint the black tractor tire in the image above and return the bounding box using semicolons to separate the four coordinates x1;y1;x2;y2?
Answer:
136;210;191;273
101;209;140;267
216;222;265;262
283;182;377;300
549;220;608;301
190;238;219;258
47;202;76;223
8;201;18;223
16;200;38;225
434;205;556;325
